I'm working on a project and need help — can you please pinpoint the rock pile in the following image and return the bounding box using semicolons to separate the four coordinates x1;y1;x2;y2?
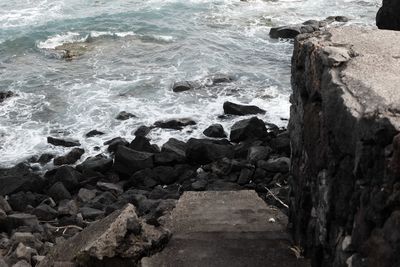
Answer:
0;100;290;266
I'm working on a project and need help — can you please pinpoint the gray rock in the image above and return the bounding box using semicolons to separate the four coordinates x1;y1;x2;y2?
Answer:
237;168;254;185
247;146;272;163
96;182;123;195
161;138;187;158
76;155;113;173
47;182;71;202
58;200;78;216
258;157;290;173
79;207;104;220
78;188;97;202
12;260;31;267
32;204;58;221
38;204;170;267
0;197;12;213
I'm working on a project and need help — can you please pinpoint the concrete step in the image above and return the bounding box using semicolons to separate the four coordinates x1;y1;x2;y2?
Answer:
142;191;310;267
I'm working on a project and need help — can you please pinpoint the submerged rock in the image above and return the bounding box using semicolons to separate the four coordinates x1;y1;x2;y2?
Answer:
47;137;81;147
85;130;105;138
0;91;14;103
223;101;265;116
116;111;137;121
172;81;195;92
154;118;196;130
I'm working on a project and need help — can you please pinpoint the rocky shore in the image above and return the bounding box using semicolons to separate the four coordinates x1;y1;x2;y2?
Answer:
0;100;290;266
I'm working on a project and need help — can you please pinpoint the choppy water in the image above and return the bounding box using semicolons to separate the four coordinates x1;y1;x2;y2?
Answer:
0;0;380;168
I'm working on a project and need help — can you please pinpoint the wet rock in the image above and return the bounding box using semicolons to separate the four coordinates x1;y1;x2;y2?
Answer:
223;101;266;116
229;117;267;143
116;111;137;121
114;146;154;176
76;154;113;174
203;124;227;138
32;204;58;221
77;188;97;202
47;182;71;202
0;165;44;195
53;148;85;166
85;130;105;138
47;137;81;147
129;136;160;153
97;182;123;195
207;74;233;85
134;126;153;137
258;157;290;173
104;137;129;153
38;204;170;267
0;91;14;103
172;81;194;92
186;138;234;165
154;118;196;130
54;42;91;60
270;131;290;155
37;154;54;165
161;138;187;158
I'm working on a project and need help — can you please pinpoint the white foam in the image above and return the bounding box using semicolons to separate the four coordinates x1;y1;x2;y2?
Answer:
37;32;85;49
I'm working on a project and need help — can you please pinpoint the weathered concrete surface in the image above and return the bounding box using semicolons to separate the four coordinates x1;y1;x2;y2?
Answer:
289;27;400;267
142;191;309;267
38;204;169;267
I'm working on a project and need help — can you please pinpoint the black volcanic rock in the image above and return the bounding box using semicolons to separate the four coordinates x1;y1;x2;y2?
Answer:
377;0;400;30
203;124;227;138
114;146;154;176
223;101;265;116
47;137;81;147
154;118;196;130
229;117;267;143
186;138;234;164
53;148;85;166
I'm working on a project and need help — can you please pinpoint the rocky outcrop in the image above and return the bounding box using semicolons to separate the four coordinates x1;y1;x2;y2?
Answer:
289;27;400;267
38;204;170;266
377;0;400;30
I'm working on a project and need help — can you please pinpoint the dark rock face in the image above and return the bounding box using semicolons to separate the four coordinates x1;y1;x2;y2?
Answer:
377;0;400;30
223;101;265;116
229;117;267;143
186;139;234;164
114;146;154;176
0;165;44;196
154;118;196;130
47;137;81;147
134;126;153;137
104;137;129;153
289;28;400;267
76;154;113;173
203;124;227;138
130;136;160;153
53;148;85;166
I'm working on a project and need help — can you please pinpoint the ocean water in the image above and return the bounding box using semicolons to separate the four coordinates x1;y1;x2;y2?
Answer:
0;0;380;168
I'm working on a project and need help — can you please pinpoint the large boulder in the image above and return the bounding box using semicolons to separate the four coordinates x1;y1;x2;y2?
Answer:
377;0;400;30
0;164;44;195
47;137;81;147
38;204;170;266
129;136;160;153
114;146;154;176
186;139;234;164
203;124;227;138
229;117;267;143
223;101;265;116
154;118;196;130
53;148;85;166
76;154;113;173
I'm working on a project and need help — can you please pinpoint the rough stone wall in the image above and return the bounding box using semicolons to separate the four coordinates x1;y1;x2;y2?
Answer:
289;27;400;267
377;0;400;30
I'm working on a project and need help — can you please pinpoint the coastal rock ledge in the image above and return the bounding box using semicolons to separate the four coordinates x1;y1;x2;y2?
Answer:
289;27;400;267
